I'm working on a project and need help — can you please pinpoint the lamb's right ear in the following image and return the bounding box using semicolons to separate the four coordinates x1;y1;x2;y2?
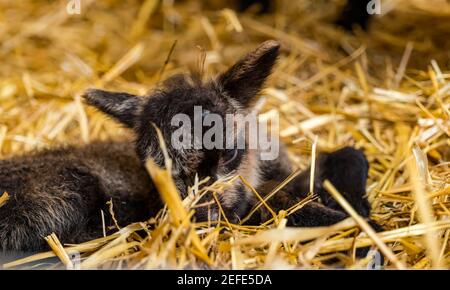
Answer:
83;89;144;128
218;40;280;107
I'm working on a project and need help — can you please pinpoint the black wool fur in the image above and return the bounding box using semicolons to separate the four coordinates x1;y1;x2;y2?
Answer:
335;0;373;31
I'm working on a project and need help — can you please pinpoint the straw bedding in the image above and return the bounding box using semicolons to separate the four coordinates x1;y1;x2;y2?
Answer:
0;0;449;269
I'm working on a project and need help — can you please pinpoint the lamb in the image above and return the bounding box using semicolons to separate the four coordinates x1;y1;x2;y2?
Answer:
0;40;380;254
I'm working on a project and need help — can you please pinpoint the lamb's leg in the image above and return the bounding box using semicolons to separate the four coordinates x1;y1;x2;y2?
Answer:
283;147;374;219
257;145;359;226
259;146;383;228
284;147;384;260
286;201;348;227
255;182;348;227
256;147;383;263
314;147;372;218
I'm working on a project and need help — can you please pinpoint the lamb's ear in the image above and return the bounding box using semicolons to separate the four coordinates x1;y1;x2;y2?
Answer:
218;40;280;106
83;89;143;128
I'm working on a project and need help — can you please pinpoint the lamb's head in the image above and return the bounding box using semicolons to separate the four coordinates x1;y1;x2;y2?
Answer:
83;40;280;200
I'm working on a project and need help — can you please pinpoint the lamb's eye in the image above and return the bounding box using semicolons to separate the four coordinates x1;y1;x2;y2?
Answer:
222;148;239;166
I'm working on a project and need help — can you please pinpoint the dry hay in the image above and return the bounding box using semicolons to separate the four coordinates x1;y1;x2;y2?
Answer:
0;0;449;269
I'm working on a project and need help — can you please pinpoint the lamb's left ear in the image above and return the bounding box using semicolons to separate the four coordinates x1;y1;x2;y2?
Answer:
218;40;280;106
83;89;144;128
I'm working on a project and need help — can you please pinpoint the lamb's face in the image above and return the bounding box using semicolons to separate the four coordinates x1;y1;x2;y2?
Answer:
133;76;242;190
84;40;280;196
